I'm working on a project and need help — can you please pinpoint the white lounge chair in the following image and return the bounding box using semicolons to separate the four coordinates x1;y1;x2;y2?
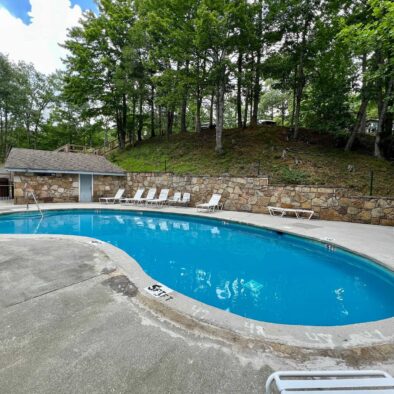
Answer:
196;194;222;212
121;188;145;205
99;188;125;204
168;192;181;205
268;206;314;220
178;192;191;207
266;370;394;394
139;188;157;204
146;189;169;207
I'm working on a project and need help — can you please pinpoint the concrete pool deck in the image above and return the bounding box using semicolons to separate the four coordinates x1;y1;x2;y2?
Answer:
0;237;273;393
0;203;393;392
0;237;393;394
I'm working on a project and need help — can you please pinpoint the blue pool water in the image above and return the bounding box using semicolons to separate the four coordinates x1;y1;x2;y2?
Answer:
0;209;393;326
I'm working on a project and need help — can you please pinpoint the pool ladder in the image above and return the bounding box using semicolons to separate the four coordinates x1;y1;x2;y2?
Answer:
24;184;43;217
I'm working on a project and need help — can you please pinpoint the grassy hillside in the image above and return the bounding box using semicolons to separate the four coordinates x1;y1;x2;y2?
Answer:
111;126;394;196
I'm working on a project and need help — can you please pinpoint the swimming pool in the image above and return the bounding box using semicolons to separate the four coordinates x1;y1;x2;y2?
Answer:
0;209;393;326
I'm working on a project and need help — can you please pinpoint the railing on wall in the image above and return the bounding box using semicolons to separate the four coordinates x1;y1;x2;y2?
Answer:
54;135;135;157
98;135;134;155
55;144;100;155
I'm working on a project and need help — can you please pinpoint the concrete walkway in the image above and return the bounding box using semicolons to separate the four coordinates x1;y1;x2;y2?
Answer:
0;236;393;394
0;238;273;394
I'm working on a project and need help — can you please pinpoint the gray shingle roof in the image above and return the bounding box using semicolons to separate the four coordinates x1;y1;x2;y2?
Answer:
5;148;125;176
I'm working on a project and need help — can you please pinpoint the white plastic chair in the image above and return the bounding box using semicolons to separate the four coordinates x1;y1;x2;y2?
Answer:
168;192;181;205
139;188;157;204
121;188;144;205
178;192;191;207
265;370;394;394
196;194;222;212
99;188;125;204
146;189;169;207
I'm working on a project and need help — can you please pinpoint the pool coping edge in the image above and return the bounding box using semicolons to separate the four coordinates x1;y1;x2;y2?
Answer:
1;229;393;351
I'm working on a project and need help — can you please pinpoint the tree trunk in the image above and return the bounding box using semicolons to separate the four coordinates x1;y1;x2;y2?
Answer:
290;77;297;129
209;90;215;128
180;61;189;133
236;52;243;128
251;50;262;127
122;94;127;148
345;53;368;151
180;97;187;133
215;78;225;153
243;87;249;128
281;101;286;125
116;111;124;150
251;0;263;127
158;105;163;136
137;93;143;142
345;99;369;151
150;85;155;138
130;95;136;145
292;18;310;140
293;67;305;140
374;77;393;158
115;96;126;150
195;95;202;133
383;109;393;135
167;110;174;140
249;89;253;123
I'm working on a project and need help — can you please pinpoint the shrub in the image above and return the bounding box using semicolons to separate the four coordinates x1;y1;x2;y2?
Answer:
279;167;309;184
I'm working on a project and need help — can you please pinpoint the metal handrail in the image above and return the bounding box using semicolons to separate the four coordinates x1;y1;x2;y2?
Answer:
23;184;43;217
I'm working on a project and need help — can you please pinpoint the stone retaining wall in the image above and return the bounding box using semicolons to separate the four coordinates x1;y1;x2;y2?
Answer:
11;171;394;225
125;172;269;210
125;172;394;226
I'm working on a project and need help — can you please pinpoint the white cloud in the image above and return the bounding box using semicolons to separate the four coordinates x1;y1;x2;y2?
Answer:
0;0;83;74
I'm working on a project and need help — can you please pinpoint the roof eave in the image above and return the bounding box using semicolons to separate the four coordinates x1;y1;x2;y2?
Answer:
5;168;126;177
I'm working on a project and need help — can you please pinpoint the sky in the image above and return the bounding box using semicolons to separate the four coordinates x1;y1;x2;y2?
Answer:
0;0;98;74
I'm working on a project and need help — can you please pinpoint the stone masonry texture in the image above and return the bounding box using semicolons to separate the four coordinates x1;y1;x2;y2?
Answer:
11;172;394;225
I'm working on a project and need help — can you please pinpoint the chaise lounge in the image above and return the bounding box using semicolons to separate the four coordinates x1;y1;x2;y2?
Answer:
265;370;394;393
178;192;191;207
146;189;169;207
99;188;125;204
121;188;145;205
268;206;314;220
139;188;157;205
196;194;222;212
168;192;181;205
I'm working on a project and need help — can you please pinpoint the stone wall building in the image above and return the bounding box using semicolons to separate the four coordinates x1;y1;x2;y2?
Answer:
5;148;125;204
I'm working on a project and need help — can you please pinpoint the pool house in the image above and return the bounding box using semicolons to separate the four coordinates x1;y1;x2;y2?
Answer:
4;148;125;204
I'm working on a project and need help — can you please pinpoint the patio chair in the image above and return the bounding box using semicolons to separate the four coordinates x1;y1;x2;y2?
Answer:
168;192;181;205
265;370;394;394
121;188;145;205
268;206;314;220
196;193;222;212
139;188;157;204
146;189;169;207
178;192;191;207
99;188;125;204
